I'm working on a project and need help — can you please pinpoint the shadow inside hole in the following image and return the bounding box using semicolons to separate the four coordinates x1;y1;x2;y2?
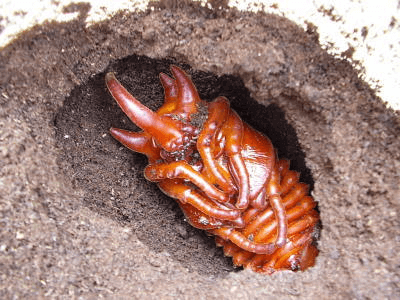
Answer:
53;54;315;277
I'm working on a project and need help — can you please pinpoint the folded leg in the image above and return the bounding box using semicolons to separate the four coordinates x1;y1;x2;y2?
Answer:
222;110;250;209
197;96;236;193
144;161;229;203
265;166;288;247
158;179;243;223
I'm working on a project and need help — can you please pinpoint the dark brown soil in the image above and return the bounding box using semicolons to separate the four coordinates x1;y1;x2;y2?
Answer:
1;2;399;299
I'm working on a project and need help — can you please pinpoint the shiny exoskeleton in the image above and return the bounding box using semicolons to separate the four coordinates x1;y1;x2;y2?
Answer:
106;65;320;274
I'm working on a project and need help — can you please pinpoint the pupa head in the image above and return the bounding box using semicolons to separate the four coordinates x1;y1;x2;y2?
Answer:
106;65;204;153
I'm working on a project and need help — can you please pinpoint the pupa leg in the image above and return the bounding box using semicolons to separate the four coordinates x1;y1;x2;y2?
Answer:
210;227;275;254
222;110;251;210
144;161;229;203
157;179;243;223
265;165;288;248
197;96;236;193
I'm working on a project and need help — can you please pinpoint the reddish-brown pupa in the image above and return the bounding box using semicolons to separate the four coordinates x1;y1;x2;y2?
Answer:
106;65;320;274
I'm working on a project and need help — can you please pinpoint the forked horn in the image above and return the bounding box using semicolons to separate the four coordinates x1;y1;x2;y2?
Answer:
170;65;202;115
106;72;185;152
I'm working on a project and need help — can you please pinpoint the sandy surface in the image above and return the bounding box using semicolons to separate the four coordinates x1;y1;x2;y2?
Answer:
1;2;399;299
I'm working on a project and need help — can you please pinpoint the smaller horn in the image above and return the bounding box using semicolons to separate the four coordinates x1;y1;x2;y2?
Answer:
159;72;177;101
170;65;202;115
157;72;179;115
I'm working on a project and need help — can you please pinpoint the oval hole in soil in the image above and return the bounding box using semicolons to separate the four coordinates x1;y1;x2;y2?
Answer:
54;54;315;276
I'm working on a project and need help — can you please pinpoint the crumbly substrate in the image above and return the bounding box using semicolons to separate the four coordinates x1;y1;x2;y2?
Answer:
0;3;399;299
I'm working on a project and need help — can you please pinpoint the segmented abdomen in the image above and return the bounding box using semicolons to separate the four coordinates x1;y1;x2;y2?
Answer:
214;159;320;274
